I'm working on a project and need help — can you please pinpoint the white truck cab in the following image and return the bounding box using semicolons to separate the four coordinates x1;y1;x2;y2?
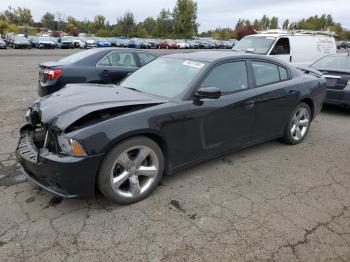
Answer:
233;30;337;66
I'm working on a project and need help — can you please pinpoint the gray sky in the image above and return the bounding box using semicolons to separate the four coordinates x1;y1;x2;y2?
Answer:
1;0;349;32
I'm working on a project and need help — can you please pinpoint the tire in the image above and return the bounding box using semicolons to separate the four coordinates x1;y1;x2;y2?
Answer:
283;102;311;145
98;136;164;204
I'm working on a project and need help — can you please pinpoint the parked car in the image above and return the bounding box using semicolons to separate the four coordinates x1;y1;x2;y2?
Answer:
59;36;74;49
96;38;112;47
85;38;97;48
72;37;86;48
17;52;326;204
114;38;129;47
128;39;149;49
146;39;159;49
37;48;159;96
310;53;350;108
187;40;199;49
0;37;7;49
159;39;177;49
12;36;31;49
175;40;190;49
233;30;336;66
336;41;350;49
35;36;56;49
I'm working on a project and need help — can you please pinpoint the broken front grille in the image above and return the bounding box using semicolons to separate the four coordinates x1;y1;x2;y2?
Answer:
17;131;38;163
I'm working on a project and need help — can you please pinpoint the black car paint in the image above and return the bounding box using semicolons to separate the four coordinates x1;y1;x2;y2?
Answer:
311;54;350;106
38;48;159;97
17;53;326;198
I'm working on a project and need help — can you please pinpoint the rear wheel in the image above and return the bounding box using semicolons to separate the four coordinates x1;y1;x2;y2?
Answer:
283;102;311;145
98;136;164;204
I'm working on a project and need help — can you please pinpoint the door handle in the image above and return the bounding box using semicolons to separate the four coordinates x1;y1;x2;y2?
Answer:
245;100;255;108
289;89;297;94
102;69;109;75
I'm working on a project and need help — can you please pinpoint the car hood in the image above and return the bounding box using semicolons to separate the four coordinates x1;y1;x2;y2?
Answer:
30;84;167;131
15;41;29;44
39;40;54;44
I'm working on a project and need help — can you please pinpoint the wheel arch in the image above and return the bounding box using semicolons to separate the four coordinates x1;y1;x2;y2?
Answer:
299;98;315;120
94;130;170;194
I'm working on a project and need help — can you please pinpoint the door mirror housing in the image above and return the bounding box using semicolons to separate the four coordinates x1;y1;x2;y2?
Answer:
195;87;221;99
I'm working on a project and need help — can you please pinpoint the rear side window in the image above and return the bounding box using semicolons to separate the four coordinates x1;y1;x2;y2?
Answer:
201;61;248;93
138;52;157;66
98;52;137;67
279;66;288;80
252;61;280;87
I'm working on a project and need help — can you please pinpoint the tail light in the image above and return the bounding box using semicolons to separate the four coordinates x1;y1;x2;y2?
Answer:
44;69;62;80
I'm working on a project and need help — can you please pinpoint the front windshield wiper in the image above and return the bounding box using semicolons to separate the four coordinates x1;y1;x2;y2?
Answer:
122;86;142;93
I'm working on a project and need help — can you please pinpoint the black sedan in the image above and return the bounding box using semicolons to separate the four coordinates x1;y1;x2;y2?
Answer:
311;53;350;108
38;48;159;96
16;52;326;204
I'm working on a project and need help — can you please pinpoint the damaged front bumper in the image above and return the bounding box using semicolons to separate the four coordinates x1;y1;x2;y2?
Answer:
15;126;104;198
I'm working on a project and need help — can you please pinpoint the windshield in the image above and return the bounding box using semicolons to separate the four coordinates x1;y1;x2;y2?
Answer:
62;37;73;41
39;37;50;41
59;49;100;63
232;36;276;54
121;57;207;98
311;55;350;71
15;36;27;41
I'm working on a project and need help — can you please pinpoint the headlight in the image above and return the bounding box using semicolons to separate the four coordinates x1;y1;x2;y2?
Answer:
57;136;87;157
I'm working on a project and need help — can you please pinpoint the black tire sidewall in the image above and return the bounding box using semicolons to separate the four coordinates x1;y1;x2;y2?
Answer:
98;136;164;204
283;102;311;145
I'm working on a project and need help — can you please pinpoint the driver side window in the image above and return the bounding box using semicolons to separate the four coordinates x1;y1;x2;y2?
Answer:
271;38;290;55
200;61;248;94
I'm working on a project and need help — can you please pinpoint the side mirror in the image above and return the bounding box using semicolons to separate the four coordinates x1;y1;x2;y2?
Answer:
195;87;221;99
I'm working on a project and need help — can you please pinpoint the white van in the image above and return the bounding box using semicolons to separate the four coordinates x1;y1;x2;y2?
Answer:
232;30;336;66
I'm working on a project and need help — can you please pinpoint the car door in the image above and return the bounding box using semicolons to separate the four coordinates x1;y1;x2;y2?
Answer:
269;37;291;63
96;51;139;84
249;60;297;140
193;60;256;153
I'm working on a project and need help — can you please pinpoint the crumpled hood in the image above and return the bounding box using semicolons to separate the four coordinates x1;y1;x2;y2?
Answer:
31;84;167;131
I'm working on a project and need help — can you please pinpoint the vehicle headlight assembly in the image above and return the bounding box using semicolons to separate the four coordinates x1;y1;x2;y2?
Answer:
57;135;87;157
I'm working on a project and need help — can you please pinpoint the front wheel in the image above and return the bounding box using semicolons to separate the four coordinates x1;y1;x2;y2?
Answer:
98;136;164;204
283;102;311;145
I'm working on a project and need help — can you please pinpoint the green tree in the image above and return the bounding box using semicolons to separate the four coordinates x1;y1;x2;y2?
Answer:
142;17;156;35
282;19;289;30
1;6;33;25
173;0;198;38
115;11;136;37
152;9;174;37
270;16;278;29
41;12;55;30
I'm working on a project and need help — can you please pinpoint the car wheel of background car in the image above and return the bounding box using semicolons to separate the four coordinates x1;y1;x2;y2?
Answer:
283;102;311;145
98;136;164;204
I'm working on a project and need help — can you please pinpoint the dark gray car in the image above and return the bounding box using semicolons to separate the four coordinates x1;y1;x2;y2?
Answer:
311;53;350;108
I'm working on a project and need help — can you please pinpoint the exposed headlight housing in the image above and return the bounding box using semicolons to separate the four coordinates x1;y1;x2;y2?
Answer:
58;135;87;157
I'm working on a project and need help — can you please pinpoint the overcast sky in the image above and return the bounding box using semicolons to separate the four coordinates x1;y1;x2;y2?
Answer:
1;0;349;32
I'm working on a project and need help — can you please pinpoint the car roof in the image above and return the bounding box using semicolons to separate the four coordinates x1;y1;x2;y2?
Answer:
163;51;287;64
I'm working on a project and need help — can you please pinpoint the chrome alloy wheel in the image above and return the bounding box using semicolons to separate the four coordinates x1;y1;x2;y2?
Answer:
110;146;159;199
290;107;310;141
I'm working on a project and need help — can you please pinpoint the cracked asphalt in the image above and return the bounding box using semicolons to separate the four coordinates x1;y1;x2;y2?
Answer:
0;49;350;262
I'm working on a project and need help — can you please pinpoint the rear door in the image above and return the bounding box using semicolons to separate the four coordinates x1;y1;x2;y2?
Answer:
96;51;139;84
249;60;297;139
